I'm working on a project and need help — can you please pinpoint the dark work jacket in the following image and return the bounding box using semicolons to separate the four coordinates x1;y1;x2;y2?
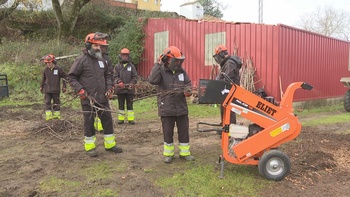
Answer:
217;56;241;85
103;53;114;88
148;63;191;117
68;49;113;105
40;65;67;93
113;62;138;94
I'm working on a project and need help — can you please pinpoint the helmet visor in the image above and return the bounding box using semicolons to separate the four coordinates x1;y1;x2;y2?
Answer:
213;54;224;64
169;58;184;71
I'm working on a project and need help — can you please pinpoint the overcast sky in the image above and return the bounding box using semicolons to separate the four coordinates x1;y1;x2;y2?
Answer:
161;0;350;26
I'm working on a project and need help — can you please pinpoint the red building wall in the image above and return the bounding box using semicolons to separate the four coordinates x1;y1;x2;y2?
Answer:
138;18;350;102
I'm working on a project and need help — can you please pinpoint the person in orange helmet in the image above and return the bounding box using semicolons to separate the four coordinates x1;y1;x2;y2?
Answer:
40;54;67;121
213;44;242;134
67;32;122;157
93;39;114;133
148;46;195;163
114;48;138;125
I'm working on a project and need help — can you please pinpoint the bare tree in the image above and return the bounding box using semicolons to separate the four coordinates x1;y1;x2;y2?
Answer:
198;0;226;19
0;0;19;22
296;5;350;41
52;0;90;40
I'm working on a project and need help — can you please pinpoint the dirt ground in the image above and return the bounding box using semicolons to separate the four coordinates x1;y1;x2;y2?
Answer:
0;104;349;197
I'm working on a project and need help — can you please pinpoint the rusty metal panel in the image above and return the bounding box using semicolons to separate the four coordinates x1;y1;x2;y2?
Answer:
139;18;350;102
278;25;350;101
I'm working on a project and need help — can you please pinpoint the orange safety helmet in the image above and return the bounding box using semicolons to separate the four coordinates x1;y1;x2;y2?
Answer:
85;32;109;49
41;54;56;63
214;44;228;55
101;39;109;46
120;48;130;54
161;46;185;63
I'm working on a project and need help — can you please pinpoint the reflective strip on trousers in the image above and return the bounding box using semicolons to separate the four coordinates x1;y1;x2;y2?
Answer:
127;110;134;121
94;117;103;131
104;134;116;149
179;143;191;156
163;142;174;157
118;110;125;121
53;111;60;119
45;110;52;121
84;135;96;151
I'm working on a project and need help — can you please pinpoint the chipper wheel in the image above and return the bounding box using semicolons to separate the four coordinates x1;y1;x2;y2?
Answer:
258;149;291;181
344;89;350;112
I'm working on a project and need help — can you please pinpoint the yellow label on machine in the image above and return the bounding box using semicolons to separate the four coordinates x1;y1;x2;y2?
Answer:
270;127;283;137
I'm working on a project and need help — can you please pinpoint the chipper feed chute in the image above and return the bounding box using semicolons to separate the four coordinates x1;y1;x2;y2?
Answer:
198;79;313;181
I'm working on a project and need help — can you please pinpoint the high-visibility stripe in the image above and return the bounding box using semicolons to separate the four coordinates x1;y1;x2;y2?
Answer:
163;142;174;156
45;110;53;121
94;117;103;131
84;136;96;151
118;110;125;121
104;134;116;149
53;111;61;119
127;110;134;121
179;143;191;156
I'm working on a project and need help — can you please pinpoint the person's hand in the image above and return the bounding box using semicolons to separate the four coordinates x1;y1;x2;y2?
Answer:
62;88;67;93
184;88;192;97
117;81;124;88
127;84;134;89
40;87;43;94
105;86;114;99
78;89;87;100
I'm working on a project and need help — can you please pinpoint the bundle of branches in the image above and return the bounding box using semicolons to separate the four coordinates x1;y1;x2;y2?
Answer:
132;77;157;101
32;112;82;141
240;57;256;93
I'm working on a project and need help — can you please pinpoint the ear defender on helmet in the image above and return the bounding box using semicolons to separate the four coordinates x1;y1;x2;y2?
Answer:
160;50;171;63
41;54;56;64
84;32;110;50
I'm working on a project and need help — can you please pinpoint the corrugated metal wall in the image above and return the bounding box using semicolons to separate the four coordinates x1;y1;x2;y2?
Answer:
139;18;350;102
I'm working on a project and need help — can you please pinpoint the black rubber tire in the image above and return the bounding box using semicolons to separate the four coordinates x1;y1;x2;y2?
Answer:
344;90;350;112
258;149;291;181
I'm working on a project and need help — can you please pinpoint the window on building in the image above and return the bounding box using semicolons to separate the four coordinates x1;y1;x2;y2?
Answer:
155;0;158;5
143;0;149;2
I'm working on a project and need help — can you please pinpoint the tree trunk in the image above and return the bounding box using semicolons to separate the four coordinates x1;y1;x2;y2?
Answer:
0;0;19;22
52;0;90;40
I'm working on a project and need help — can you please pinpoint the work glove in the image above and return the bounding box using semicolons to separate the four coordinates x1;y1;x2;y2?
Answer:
117;81;124;88
105;86;115;99
184;87;192;97
40;87;43;94
127;84;135;89
62;88;67;93
78;89;88;100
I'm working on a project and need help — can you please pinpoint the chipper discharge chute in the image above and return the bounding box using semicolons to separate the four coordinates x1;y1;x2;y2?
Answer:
198;79;313;181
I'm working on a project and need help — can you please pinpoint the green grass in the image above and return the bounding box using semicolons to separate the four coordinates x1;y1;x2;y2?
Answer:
155;164;267;197
39;176;82;193
302;113;350;127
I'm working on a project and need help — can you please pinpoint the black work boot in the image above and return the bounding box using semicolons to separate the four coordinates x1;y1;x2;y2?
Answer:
180;155;195;161
105;146;123;153
118;120;124;124
86;149;98;157
164;156;174;163
128;120;135;125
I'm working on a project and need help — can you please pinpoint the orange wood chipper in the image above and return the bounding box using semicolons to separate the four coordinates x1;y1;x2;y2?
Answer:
197;79;313;181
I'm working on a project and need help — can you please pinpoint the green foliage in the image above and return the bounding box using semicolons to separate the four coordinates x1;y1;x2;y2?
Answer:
198;0;225;18
108;17;147;66
0;63;42;102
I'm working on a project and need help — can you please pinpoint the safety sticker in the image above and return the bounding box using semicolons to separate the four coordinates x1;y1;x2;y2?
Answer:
270;123;290;137
178;73;184;81
53;70;58;75
98;61;105;68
